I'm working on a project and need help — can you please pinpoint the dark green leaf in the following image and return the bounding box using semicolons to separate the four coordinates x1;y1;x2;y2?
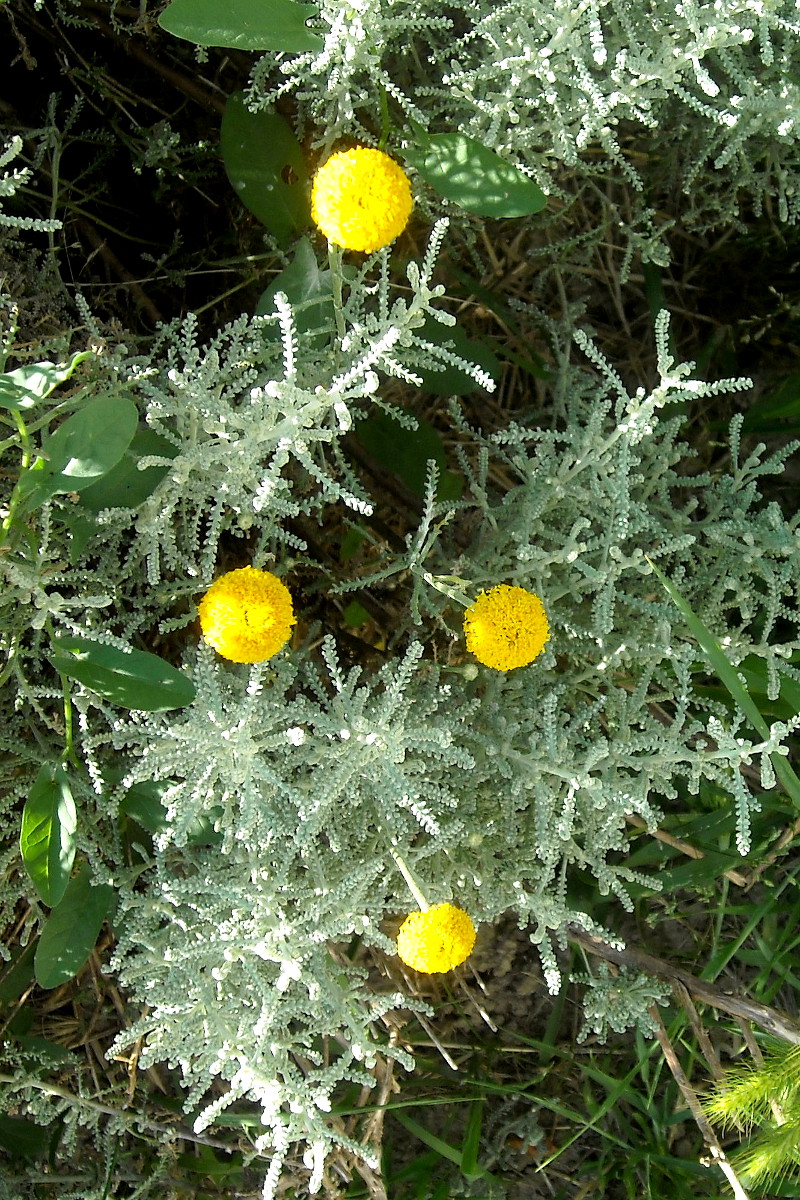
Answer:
343;600;371;628
0;1114;51;1161
42;396;139;484
11;1032;75;1067
742;373;800;435
34;863;114;989
449;266;551;380
696;653;800;722
415;315;500;395
355;411;462;501
221;93;310;246
50;636;196;712
256;237;333;339
20;763;77;908
79;429;178;512
460;1100;485;1180
17;396;138;514
404;132;547;218
0;942;36;1009
0;376;39;412
159;0;322;51
120;780;170;834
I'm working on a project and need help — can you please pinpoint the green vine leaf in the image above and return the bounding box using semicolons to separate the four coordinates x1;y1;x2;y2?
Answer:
34;863;114;990
221;93;310;246
403;131;547;217
20;763;77;909
50;636;196;712
159;0;322;52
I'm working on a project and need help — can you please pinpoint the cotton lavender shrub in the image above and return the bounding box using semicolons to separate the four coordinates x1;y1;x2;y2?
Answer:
4;126;800;1198
70;305;800;1196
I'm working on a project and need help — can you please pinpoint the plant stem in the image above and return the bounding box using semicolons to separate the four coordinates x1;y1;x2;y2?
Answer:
328;242;347;344
388;845;430;911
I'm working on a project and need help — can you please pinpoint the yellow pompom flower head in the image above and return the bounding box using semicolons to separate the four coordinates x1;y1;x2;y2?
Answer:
198;566;295;664
463;583;550;671
311;147;413;253
396;903;477;974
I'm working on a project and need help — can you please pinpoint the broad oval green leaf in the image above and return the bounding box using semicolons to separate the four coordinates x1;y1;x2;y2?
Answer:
43;395;139;486
221;93;310;246
34;863;114;990
404;133;547;218
20;763;77;909
17;396;139;515
159;0;322;52
50;636;196;712
78;429;178;512
0;376;40;412
355;411;462;502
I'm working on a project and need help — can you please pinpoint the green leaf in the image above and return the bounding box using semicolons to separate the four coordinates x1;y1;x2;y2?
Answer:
460;1100;485;1181
11;1032;75;1068
355;411;462;501
696;653;800;722
647;557;800;810
3;352;94;405
50;636;196;712
0;1114;51;1161
17;396;139;513
415;315;500;395
20;763;77;909
742;373;800;435
221;94;310;245
404;132;547;218
159;0;322;51
256;237;333;339
0;942;36;1009
78;429;178;512
34;862;113;989
392;1111;498;1182
449;266;551;380
42;396;139;484
119;780;170;835
343;600;371;628
0;376;40;412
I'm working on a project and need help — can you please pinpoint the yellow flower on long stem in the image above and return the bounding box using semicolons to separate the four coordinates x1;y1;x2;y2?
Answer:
311;147;413;253
396;903;477;974
198;566;295;664
463;583;549;670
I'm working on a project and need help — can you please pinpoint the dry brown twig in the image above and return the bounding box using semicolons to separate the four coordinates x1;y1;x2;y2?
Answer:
568;925;800;1046
649;1003;752;1200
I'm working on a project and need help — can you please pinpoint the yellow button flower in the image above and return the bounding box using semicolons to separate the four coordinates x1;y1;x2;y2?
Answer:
396;903;476;973
463;584;549;671
198;567;295;664
311;147;413;253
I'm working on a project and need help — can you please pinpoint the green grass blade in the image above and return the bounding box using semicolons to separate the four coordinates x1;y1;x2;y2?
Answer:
392;1111;497;1182
460;1099;484;1180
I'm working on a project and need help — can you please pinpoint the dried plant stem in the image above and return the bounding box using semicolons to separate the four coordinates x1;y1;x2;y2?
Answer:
568;928;800;1046
648;1006;752;1200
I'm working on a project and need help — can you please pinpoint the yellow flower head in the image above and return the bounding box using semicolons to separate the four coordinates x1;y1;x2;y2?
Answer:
198;567;295;664
463;584;549;671
396;903;476;973
311;147;413;253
